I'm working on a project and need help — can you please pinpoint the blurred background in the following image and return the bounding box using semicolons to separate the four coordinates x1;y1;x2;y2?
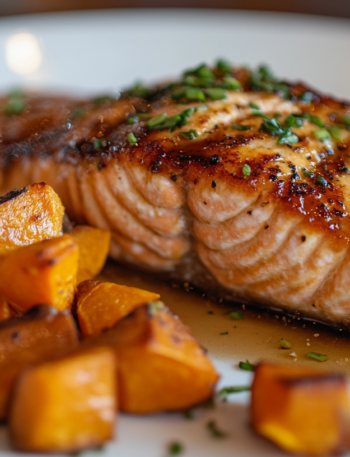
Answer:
0;0;349;17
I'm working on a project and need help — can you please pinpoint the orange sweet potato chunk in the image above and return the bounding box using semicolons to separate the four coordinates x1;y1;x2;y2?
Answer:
0;305;78;419
0;234;78;312
71;225;111;283
0;183;64;254
76;280;160;337
251;363;350;456
90;302;219;413
10;346;117;453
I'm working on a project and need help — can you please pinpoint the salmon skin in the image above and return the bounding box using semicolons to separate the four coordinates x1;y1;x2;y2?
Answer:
1;62;350;325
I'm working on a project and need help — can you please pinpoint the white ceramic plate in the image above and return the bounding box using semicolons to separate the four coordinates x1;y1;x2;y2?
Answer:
1;9;350;456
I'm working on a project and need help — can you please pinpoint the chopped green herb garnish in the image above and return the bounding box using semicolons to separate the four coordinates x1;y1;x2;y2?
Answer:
222;76;241;90
277;127;298;145
299;91;314;102
239;361;256;371
184;88;206;102
250;65;290;99
126;132;138;146
305;114;325;128
219;386;251;396
127;116;138;125
232;123;251;131
147;113;167;128
71;107;86;120
94;138;103;149
181;129;198;140
303;169;313;177
274;112;282;118
4;90;25;115
313;129;331;144
307;352;327;362
92;95;113;107
207;420;228;438
137;112;151;120
249;101;260;110
280;338;291;349
342;115;350;125
260;117;284;136
184;410;194;419
168;442;183;455
315;176;327;186
225;310;244;320
184;63;215;81
242;163;251;178
195;104;208;112
216;59;231;73
220;331;229;335
329;126;343;141
285;115;304;128
148;301;164;316
206;87;227;101
128;81;149;98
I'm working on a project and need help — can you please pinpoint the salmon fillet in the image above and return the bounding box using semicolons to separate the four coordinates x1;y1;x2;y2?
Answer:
1;63;350;325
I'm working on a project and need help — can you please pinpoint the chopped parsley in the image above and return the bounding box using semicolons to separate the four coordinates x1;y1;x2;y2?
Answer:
280;338;291;349
306;352;327;362
242;163;251;178
239;361;256;371
277;127;298;145
232;123;251;131
207;420;228;438
126;133;138;146
168;442;184;455
225;310;244;320
181;129;198;140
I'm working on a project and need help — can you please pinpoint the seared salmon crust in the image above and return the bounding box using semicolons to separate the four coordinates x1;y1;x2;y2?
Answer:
1;63;350;325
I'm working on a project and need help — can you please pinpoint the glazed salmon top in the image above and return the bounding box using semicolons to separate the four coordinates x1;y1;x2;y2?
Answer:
1;62;350;242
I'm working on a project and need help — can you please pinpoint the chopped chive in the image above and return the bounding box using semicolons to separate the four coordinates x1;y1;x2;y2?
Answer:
249;101;260;110
303;169;313;177
280;338;291;349
4;92;25;115
242;163;251;178
159;114;182;130
299;91;314;102
168;442;183;455
306;114;325;128
181;129;198;140
220;331;229;335
206;87;227;101
71;107;86;120
147;113;167;128
274;112;282;118
219;386;251;396
329;126;343;141
127;116;138;125
207;420;228;438
342;115;350;125
260;117;284;136
225;310;244;320
313;129;331;144
92;95;113;107
307;352;327;362
216;59;231;73
127;132;138;146
184;88;206;102
137;112;151;120
285;115;304;128
195;104;208;112
239;361;256;371
232;123;251;131
315;176;327;186
94;138;103;149
222;76;241;90
277;127;298;145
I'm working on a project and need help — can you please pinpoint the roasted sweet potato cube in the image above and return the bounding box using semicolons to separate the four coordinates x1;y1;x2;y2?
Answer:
251;363;350;456
90;301;219;413
71;225;111;283
0;305;78;419
10;347;117;453
0;297;16;322
0;234;78;312
0;183;64;254
76;280;160;337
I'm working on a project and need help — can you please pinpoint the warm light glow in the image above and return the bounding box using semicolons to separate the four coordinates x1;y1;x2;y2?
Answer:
5;32;42;75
